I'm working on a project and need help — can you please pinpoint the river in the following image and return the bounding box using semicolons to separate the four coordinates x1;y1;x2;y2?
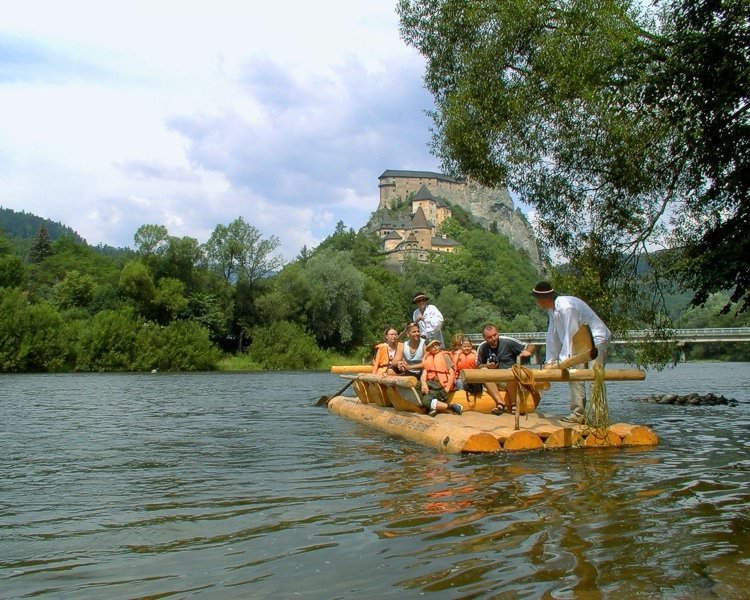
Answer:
1;363;749;599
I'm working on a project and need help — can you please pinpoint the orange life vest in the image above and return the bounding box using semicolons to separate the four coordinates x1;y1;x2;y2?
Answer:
453;350;477;374
371;342;400;375
423;351;456;391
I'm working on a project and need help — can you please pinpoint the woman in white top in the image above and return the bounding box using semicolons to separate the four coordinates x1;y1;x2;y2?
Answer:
393;322;426;377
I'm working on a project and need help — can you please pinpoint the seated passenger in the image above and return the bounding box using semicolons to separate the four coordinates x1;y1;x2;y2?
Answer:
476;324;535;414
420;337;463;416
452;336;483;397
392;322;425;377
450;332;464;353
371;327;402;375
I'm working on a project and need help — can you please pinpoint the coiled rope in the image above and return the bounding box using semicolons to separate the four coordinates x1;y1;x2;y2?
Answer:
511;364;541;413
583;363;610;438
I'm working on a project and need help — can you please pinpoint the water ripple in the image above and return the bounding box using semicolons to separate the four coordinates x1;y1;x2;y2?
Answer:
1;366;749;598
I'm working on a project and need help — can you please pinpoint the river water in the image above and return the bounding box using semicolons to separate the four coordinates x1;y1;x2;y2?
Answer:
1;363;749;599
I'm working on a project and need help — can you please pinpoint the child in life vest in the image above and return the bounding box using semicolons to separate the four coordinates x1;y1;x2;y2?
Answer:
452;336;483;397
420;338;463;416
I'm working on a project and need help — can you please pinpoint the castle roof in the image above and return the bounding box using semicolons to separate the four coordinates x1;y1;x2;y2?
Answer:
373;213;413;230
412;184;451;209
383;231;402;240
379;169;465;184
431;236;461;247
411;206;432;229
413;184;436;202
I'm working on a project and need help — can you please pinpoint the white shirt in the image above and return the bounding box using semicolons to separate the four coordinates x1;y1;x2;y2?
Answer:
546;296;611;362
413;303;444;345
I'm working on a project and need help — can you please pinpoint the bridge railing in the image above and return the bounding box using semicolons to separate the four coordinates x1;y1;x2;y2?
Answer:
465;327;750;346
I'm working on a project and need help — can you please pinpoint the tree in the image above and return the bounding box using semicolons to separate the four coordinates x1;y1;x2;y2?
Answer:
134;224;169;257
75;308;142;371
398;0;750;313
247;321;323;370
119;260;155;310
203;217;285;350
0;289;76;372
302;249;369;349
203;217;284;284
28;225;53;263
656;0;750;311
0;255;25;289
161;235;204;291
53;270;96;309
151;277;188;323
136;320;221;371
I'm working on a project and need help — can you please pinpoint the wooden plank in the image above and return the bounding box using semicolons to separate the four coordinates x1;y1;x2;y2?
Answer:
356;373;419;389
388;386;423;413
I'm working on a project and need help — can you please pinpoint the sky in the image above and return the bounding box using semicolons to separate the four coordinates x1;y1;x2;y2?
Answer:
0;0;446;261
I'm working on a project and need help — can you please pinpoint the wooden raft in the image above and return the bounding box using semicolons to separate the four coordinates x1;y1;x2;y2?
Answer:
326;370;658;454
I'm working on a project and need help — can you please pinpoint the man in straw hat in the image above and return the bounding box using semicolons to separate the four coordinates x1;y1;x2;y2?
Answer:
412;292;444;347
531;281;611;423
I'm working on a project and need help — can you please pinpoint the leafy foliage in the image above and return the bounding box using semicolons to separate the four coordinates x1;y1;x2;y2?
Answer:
0;289;75;371
1;200;746;372
398;0;750;313
247;321;324;370
302;249;369;350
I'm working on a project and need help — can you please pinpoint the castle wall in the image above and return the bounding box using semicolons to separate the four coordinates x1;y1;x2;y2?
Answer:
376;170;542;267
378;174;466;210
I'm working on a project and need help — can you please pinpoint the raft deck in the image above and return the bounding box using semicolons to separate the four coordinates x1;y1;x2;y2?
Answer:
326;369;658;454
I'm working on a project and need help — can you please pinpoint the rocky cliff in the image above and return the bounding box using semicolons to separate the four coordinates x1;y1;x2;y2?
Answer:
376;170;542;267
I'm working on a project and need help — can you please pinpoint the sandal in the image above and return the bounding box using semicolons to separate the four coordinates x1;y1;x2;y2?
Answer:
491;404;507;415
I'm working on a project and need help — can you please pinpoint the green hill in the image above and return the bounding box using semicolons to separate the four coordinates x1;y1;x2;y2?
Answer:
0;207;85;243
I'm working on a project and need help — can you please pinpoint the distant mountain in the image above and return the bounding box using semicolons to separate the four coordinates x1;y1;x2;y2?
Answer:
0;207;85;243
0;206;134;260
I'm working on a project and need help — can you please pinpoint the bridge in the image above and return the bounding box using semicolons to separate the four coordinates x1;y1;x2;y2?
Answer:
466;327;750;346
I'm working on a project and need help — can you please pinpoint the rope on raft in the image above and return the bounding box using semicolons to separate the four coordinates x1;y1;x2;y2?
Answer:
583;363;610;436
511;364;541;413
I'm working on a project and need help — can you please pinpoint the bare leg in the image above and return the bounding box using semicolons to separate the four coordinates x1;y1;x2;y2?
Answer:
485;382;508;411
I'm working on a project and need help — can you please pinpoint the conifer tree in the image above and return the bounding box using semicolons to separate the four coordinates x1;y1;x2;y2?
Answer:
28;225;53;263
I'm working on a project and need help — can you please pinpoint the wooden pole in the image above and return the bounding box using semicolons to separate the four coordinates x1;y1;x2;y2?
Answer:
330;365;371;374
315;379;354;407
461;367;645;383
557;348;597;370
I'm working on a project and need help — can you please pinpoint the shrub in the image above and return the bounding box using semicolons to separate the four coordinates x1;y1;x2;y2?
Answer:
247;321;324;370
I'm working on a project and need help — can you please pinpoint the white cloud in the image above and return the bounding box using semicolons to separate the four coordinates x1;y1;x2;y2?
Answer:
0;1;440;261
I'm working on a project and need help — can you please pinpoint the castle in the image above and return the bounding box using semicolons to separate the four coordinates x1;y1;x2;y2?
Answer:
370;170;541;267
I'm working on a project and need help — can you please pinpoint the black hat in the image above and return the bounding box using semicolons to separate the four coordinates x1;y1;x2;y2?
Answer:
412;292;429;303
531;281;556;297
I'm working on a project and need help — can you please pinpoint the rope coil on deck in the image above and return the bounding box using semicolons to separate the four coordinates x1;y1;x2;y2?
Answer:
510;364;541;411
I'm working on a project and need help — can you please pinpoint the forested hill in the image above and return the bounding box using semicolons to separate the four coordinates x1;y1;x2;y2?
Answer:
1;207;745;374
0;207;85;243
